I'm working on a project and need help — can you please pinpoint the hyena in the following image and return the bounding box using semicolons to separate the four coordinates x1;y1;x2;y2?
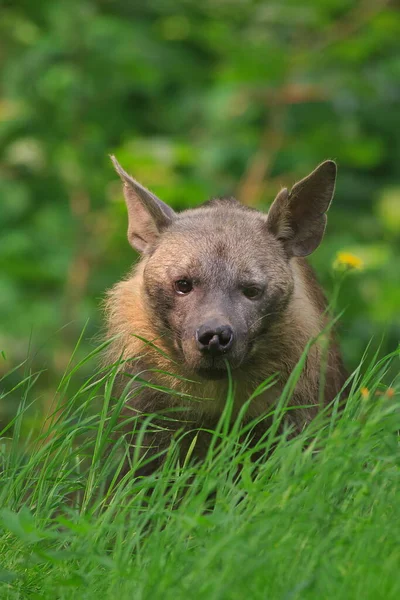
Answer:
105;157;347;473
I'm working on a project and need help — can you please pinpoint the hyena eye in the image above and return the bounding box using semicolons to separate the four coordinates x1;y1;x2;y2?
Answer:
175;279;193;295
242;285;262;300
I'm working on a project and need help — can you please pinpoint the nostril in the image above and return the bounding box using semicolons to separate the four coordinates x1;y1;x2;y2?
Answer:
219;326;233;348
198;330;216;346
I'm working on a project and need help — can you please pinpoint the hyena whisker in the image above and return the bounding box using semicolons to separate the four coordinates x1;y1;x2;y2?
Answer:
248;311;281;329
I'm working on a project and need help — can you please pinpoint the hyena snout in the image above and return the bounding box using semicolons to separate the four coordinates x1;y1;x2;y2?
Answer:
196;321;234;356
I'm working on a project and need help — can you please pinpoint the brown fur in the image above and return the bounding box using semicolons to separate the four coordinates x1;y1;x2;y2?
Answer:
103;159;347;474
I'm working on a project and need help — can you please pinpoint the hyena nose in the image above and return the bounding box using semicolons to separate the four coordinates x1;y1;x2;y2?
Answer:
196;323;234;356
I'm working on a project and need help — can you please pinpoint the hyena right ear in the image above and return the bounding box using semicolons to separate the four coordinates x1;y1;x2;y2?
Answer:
266;160;337;257
110;155;176;252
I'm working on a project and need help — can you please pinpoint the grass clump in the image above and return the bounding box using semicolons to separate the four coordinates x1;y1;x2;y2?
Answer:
0;340;399;600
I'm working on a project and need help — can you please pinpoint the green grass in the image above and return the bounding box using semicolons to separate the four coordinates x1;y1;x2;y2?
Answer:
0;339;399;600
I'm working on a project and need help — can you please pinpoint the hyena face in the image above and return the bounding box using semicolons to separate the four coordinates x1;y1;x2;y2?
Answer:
142;207;293;379
111;157;336;380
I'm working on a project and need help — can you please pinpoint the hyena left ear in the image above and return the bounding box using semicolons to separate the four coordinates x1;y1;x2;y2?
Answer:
267;160;337;257
110;155;176;252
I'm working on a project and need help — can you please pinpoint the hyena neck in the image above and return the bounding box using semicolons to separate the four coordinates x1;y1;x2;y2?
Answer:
281;258;346;409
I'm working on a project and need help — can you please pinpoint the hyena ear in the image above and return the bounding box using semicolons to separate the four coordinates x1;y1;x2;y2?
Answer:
110;155;176;252
266;160;337;257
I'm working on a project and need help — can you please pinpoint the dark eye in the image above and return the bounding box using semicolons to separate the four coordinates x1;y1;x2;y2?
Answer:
242;285;262;299
175;279;193;295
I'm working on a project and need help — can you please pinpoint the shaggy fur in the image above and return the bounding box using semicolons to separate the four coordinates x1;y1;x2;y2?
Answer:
104;159;347;473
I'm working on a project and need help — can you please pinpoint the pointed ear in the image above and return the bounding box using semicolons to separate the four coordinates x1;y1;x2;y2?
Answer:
110;155;176;252
266;160;337;257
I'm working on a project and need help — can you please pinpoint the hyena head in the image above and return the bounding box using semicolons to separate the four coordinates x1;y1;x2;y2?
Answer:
111;157;336;381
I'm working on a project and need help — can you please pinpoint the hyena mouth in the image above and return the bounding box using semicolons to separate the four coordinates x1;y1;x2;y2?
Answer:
195;356;240;380
196;366;229;380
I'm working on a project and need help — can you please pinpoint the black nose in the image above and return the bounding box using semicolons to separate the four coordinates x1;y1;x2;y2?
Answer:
196;323;234;356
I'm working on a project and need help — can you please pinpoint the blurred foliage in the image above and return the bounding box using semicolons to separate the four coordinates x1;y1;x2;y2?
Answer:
0;0;399;422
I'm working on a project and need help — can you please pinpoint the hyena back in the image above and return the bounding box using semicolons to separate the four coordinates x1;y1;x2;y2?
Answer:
105;157;347;472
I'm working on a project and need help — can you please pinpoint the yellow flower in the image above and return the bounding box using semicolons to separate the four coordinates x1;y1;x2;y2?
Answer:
360;387;369;399
333;252;364;272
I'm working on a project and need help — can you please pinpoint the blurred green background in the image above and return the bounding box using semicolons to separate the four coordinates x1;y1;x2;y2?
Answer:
1;0;399;423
